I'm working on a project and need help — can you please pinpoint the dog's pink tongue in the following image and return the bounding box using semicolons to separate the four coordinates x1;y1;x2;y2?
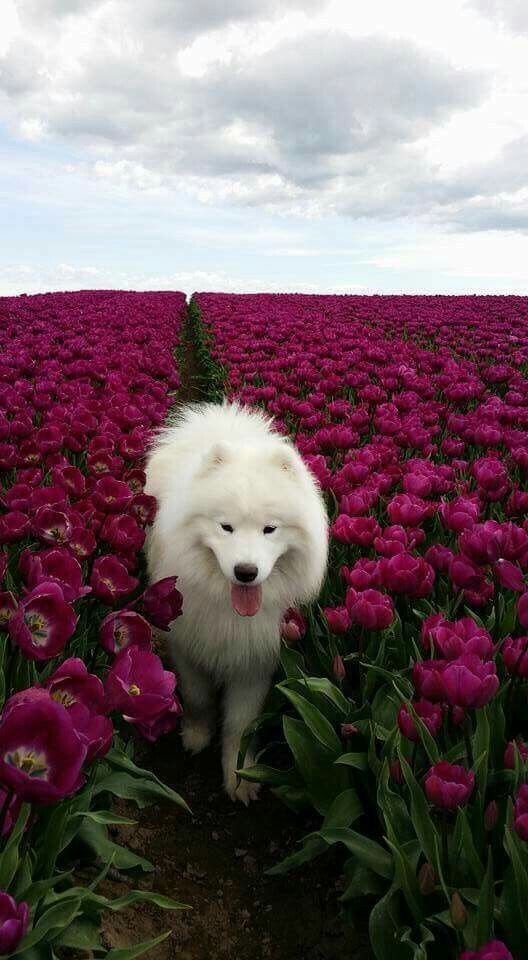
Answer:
231;584;262;617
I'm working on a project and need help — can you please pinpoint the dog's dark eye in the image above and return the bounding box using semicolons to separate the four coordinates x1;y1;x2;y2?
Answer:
263;526;276;535
221;523;234;533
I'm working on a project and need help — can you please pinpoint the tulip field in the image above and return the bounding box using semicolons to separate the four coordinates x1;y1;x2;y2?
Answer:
192;292;528;960
0;291;189;958
1;289;528;960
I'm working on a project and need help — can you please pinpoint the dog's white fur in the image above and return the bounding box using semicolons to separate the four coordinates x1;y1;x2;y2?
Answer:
145;402;328;803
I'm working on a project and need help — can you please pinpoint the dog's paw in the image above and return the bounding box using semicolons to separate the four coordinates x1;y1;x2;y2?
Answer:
181;720;211;754
225;773;261;806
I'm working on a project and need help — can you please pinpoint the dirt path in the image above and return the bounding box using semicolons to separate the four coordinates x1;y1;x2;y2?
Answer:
102;311;372;959
103;735;371;960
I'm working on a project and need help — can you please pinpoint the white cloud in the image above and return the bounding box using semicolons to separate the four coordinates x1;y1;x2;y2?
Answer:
0;261;353;296
0;11;490;224
470;0;528;33
1;0;528;295
365;228;528;288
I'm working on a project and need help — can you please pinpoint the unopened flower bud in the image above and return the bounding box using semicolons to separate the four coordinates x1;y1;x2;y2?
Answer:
450;892;467;930
390;759;403;785
417;861;435;895
340;723;359;738
281;620;301;644
484;800;499;832
332;654;346;682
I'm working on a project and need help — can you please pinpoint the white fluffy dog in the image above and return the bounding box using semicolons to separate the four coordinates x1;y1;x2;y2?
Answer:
145;402;328;803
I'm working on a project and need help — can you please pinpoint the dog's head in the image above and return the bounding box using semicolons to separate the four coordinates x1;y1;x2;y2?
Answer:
188;439;328;616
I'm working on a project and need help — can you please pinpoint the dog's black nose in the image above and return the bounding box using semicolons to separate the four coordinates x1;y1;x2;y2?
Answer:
234;563;258;583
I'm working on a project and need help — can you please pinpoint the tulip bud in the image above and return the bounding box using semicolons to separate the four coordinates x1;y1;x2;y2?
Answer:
390;759;403;785
332;654;346;682
449;892;467;930
484;800;499;832
513;784;528;841
281;620;301;644
417;862;435;896
340;723;358;739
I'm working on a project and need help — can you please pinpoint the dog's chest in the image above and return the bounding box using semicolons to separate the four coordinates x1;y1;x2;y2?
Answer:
170;604;281;677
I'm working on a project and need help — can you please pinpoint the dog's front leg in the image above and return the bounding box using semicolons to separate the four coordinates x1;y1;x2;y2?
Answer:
222;672;272;805
175;653;216;755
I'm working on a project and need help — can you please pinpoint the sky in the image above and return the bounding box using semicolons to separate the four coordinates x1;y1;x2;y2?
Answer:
1;0;528;296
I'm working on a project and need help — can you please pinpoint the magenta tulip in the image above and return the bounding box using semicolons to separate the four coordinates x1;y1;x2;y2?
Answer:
398;699;443;742
23;548;91;602
449;555;485;591
387;493;433;527
345;558;382;590
32;506;73;546
45;657;106;715
0;691;86;803
440;497;479;533
494;559;525;592
45;659;113;763
132;698;183;742
92;477;133;513
423;616;494;660
331;515;381;547
472;457;509;501
424;544;454;573
280;608;306;644
99;610;152;655
129;493;158;526
514;784;528;841
518;592;528;629
460;942;513;960
381;553;435;598
440;655;499;709
504;739;528;769
0;511;30;543
502;635;528;678
51;463;86;498
0;893;29;955
140;577;183;630
345;588;394;630
9;581;77;661
424;761;474;810
68;526;97;560
90;555;139;604
100;513;146;553
459;522;503;566
323;606;351;635
105;646;178;721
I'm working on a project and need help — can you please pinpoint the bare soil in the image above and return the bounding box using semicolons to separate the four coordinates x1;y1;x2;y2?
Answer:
101;734;372;960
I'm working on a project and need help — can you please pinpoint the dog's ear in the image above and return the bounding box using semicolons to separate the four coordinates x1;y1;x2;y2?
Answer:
200;443;231;474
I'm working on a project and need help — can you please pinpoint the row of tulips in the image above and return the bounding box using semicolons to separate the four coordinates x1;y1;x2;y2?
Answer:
0;291;189;959
193;292;528;960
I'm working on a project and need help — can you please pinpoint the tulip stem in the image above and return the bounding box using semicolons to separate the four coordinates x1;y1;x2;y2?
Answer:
357;628;366;692
507;674;519;719
463;720;474;768
358;627;365;657
441;809;449;880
